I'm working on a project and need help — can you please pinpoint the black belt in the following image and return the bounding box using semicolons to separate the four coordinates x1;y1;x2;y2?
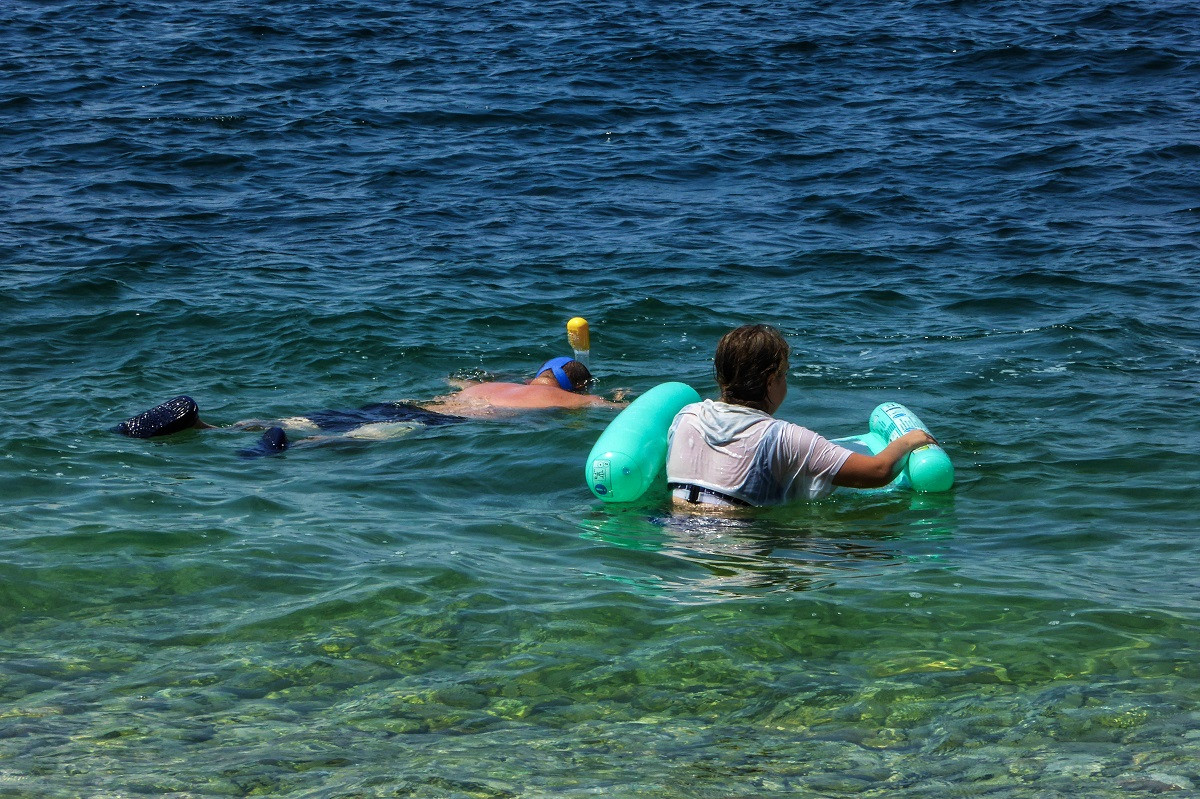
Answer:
668;482;752;507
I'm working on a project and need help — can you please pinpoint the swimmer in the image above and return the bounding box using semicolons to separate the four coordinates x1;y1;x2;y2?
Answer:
423;357;625;417
114;356;626;456
665;325;937;508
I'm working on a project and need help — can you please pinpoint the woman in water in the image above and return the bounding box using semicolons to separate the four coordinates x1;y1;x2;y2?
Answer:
665;324;936;508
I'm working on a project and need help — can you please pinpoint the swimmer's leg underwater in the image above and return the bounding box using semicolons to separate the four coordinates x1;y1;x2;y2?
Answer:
113;395;289;457
114;396;466;457
236;426;290;458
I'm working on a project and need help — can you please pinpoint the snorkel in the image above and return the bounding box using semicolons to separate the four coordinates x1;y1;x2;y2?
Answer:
535;318;592;391
567;317;590;368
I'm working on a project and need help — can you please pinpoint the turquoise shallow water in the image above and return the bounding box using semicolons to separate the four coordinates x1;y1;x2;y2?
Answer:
4;0;1200;796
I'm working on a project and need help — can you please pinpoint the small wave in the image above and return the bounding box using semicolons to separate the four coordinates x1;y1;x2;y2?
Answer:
944;294;1056;315
768;38;820;56
143;114;249;127
991;269;1108;291
0;95;36;110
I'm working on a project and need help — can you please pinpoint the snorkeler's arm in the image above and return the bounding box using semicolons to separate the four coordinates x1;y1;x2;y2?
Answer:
576;393;627;409
832;429;937;488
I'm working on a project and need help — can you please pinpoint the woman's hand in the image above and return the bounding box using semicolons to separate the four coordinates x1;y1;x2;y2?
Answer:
899;429;937;451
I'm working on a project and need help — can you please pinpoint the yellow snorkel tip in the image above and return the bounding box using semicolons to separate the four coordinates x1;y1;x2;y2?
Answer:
567;317;590;367
567;317;590;351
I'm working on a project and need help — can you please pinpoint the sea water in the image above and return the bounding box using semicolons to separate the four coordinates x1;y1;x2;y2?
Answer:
3;0;1199;796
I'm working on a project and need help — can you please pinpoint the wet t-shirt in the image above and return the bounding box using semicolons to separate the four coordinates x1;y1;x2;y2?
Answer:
666;400;852;506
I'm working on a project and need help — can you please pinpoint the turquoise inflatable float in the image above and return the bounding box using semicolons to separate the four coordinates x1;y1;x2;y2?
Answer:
830;401;954;493
585;382;701;502
585;384;953;503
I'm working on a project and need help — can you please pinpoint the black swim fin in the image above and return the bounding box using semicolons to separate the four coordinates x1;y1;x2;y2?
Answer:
238;426;289;458
115;395;201;438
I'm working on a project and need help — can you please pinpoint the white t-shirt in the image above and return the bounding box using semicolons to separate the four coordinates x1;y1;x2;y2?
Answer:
666;400;853;506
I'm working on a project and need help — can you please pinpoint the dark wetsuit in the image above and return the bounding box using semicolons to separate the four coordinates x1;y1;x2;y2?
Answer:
301;402;465;432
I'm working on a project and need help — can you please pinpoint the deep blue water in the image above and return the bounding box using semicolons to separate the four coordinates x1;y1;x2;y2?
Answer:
3;1;1200;796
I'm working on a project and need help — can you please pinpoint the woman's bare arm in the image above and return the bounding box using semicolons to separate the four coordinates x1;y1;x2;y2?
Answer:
832;429;938;488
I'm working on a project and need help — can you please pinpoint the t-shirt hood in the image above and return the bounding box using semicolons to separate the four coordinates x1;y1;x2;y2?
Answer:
690;399;772;446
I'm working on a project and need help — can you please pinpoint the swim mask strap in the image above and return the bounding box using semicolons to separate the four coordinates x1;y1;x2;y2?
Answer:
536;356;577;392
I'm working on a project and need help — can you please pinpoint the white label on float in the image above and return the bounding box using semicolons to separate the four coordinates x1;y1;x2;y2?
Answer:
592;459;611;486
883;404;918;434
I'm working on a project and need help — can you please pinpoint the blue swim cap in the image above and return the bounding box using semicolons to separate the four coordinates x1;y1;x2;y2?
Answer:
536;356;577;392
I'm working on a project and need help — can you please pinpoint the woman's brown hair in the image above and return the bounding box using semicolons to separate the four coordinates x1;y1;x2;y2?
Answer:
715;324;789;411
